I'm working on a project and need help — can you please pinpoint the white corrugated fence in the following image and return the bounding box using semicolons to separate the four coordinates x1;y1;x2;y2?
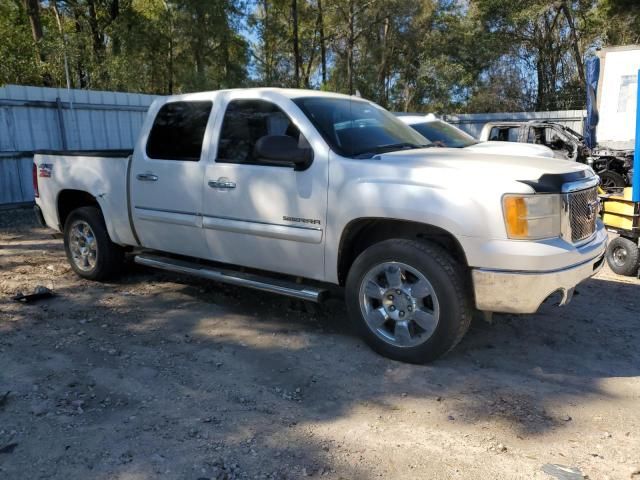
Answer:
0;84;159;206
0;84;587;206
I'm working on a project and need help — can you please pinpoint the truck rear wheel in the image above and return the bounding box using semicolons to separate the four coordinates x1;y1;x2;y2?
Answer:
606;236;640;276
63;206;124;281
345;239;472;364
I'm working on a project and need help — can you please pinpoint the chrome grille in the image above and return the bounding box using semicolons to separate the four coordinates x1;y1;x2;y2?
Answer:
568;187;598;243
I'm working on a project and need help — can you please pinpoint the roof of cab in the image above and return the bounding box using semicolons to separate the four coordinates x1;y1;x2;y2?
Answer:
161;87;360;103
482;120;558;127
395;113;438;125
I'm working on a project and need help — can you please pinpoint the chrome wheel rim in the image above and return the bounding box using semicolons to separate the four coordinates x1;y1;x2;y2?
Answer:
612;246;628;267
69;220;98;272
359;261;440;348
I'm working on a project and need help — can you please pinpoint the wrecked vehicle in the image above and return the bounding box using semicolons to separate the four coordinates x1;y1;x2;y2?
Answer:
33;88;607;363
397;114;555;158
479;120;633;190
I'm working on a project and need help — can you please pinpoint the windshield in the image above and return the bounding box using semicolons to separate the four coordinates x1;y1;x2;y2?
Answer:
293;97;431;158
562;125;584;141
408;120;478;148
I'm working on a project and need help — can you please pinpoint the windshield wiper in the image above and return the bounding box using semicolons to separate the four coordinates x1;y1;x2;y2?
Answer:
375;142;430;152
353;142;433;158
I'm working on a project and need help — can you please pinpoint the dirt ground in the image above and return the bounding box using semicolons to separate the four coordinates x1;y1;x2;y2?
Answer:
0;207;639;480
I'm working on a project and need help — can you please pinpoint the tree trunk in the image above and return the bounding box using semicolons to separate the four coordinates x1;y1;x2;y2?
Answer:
536;57;545;110
23;0;44;61
109;0;119;21
262;0;272;83
303;33;318;88
86;0;104;57
403;84;414;112
110;0;121;54
220;25;231;88
291;0;300;87
558;1;585;86
195;49;204;81
23;0;54;86
347;0;355;95
317;0;327;84
377;16;390;106
72;7;88;88
168;17;174;94
192;3;206;87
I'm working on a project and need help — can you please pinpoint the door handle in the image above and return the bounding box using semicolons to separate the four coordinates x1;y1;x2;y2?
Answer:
208;178;236;189
136;173;158;182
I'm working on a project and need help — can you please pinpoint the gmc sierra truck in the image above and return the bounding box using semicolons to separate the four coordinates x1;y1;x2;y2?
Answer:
33;88;607;363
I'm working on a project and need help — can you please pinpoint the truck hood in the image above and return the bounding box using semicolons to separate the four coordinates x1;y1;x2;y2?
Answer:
372;148;593;189
465;141;555;158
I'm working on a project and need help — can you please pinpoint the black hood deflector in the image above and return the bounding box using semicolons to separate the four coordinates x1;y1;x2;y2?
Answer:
519;170;590;193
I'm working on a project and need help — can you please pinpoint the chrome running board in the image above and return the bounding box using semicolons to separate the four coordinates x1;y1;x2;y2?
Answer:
134;254;328;303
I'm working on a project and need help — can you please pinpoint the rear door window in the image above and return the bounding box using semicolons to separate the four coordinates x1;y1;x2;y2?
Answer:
146;101;213;161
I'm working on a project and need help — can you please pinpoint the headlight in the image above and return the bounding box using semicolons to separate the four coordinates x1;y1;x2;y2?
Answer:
502;194;561;240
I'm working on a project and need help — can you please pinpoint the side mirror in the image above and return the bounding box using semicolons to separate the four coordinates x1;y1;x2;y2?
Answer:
254;135;313;170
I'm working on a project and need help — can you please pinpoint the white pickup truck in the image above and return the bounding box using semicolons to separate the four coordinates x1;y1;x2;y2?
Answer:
34;88;607;363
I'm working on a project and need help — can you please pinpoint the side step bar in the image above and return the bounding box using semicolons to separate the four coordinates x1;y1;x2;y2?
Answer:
134;254;328;303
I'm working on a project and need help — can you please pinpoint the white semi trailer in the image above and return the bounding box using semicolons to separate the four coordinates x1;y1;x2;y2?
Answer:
595;45;640;152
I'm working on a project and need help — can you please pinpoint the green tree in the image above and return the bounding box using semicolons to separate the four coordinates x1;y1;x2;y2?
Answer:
0;1;43;85
596;0;640;45
473;0;599;111
2;0;636;114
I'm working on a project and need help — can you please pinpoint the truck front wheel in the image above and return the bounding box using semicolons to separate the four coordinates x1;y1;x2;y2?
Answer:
63;206;124;280
345;239;472;363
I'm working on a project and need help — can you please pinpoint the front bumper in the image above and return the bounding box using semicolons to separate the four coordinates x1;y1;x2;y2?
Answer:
472;251;606;314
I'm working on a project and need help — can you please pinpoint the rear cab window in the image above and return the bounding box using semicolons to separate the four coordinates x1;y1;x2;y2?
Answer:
489;126;519;142
146;101;213;161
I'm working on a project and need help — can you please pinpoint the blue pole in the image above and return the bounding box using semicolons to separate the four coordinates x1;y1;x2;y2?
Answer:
633;69;640;202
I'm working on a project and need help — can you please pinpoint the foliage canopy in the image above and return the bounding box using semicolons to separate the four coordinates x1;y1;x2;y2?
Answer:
3;0;638;113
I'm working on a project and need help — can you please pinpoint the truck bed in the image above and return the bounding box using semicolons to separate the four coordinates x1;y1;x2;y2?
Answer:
34;150;137;246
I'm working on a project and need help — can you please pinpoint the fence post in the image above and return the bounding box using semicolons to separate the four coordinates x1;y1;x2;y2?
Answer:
633;70;640;202
55;97;68;150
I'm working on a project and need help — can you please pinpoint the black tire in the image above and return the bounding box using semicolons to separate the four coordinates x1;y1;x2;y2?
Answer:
598;170;626;192
63;206;124;281
345;239;472;364
606;236;640;276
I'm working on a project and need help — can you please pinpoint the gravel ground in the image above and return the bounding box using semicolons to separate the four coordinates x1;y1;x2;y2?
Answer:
1;207;639;480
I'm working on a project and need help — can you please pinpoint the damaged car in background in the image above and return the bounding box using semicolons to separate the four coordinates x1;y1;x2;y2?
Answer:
479;120;633;190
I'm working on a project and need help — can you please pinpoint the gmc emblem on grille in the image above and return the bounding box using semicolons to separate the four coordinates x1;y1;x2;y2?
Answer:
586;199;599;220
